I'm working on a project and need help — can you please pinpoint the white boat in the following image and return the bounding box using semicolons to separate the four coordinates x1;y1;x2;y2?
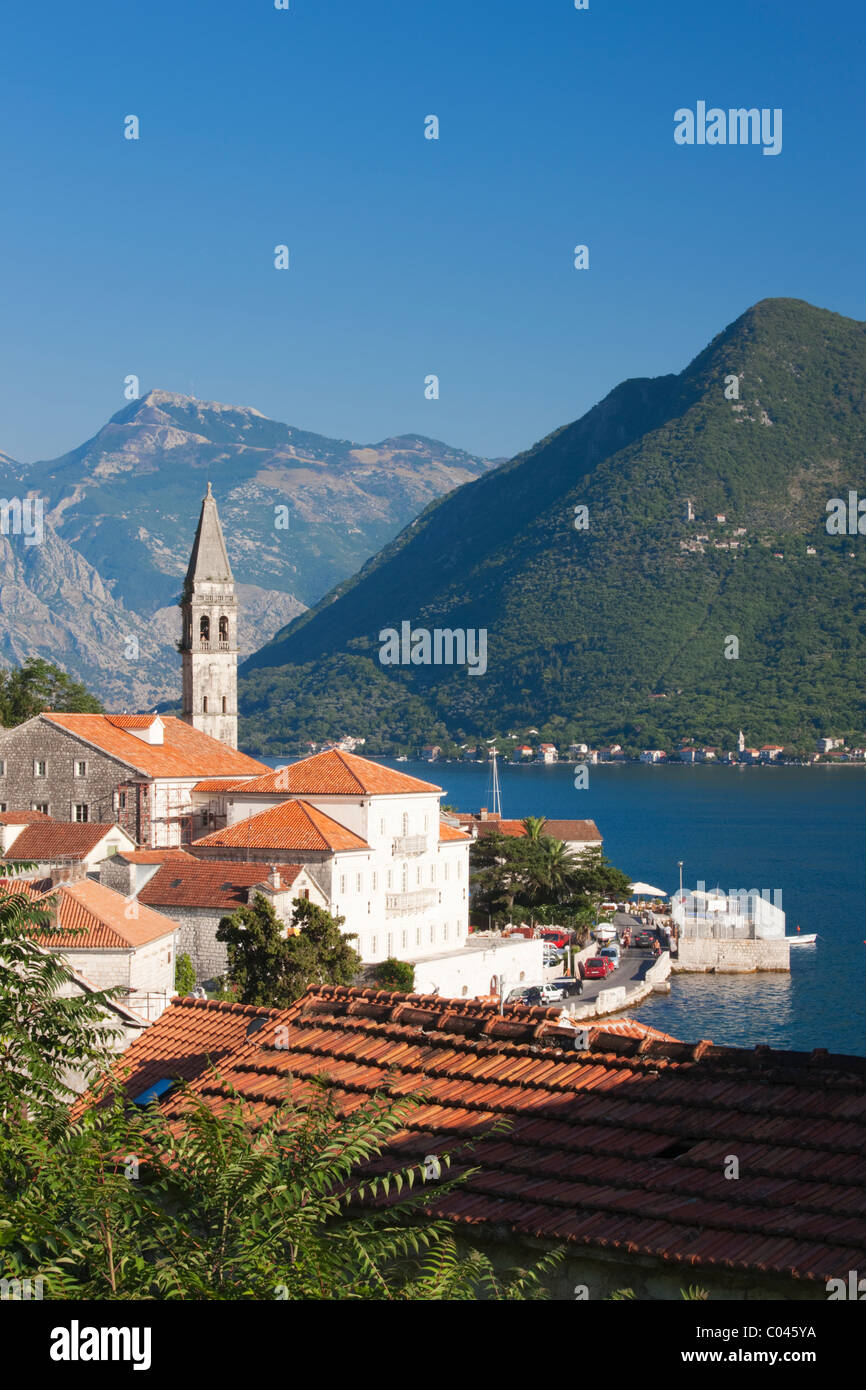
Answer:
593;924;618;942
787;933;817;946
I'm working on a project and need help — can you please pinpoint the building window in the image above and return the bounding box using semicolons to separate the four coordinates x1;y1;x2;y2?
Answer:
34;760;46;777
380;819;385;836
219;615;229;642
0;760;5;776
300;888;309;900
118;791;126;810
430;865;435;883
444;863;449;881
415;927;421;946
402;812;409;836
73;804;89;823
167;948;172;964
200;615;210;641
457;861;462;879
202;696;208;713
340;874;346;894
32;802;49;814
222;696;227;713
371;935;378;955
424;815;428;832
367;901;371;913
443;922;449;941
387;869;392;890
401;864;408;892
356;873;362;892
416;865;421;885
429;924;435;943
74;760;87;777
372;871;378;891
401;930;408;950
0;803;6;813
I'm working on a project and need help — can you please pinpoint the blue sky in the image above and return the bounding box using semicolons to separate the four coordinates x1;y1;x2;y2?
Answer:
1;0;864;462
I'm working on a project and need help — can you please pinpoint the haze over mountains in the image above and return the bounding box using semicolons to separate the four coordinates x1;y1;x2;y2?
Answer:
239;299;866;754
0;390;498;708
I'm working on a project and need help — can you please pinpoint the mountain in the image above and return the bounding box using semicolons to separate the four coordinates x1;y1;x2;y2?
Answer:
239;298;866;753
0;391;497;706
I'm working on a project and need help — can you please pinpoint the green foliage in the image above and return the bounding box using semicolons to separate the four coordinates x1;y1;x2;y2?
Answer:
470;834;629;932
0;866;120;1120
0;657;103;727
174;952;196;997
373;958;416;993
0;1077;561;1300
238;299;866;752
216;894;361;1008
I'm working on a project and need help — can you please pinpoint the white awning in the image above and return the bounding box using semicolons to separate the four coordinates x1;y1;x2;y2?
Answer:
629;881;668;897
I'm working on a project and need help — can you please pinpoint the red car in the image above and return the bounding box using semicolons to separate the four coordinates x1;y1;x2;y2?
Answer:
540;929;571;949
583;956;609;980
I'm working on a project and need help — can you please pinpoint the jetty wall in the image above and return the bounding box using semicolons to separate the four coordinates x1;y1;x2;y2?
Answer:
674;938;790;973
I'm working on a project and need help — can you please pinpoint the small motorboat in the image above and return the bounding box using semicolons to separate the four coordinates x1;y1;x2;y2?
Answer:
787;933;817;946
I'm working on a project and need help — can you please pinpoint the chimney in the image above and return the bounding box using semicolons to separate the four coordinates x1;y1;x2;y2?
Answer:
479;807;488;821
269;867;281;890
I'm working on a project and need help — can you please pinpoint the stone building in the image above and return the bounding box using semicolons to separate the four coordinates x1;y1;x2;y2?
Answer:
0;713;267;847
179;482;239;750
106;854;327;983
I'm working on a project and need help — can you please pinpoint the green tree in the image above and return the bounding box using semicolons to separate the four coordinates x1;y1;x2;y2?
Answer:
174;952;196;997
374;958;415;993
0;867;120;1121
216;894;361;1008
0;1076;563;1300
0;657;103;727
521;816;547;842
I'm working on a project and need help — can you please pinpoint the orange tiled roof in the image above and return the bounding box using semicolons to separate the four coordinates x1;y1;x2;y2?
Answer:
105;714;162;729
29;878;178;949
192;779;249;793
439;823;472;843
192;799;369;852
470;817;601;842
0;809;52;825
42;714;270;780
139;860;303;909
4;821;128;862
116;849;193;864
77;986;866;1285
223;749;442;797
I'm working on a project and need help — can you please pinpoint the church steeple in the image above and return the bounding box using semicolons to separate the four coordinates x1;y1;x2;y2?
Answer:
180;484;238;749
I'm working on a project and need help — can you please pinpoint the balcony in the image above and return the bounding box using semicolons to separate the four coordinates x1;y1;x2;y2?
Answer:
391;834;427;856
385;890;436;917
198;640;232;652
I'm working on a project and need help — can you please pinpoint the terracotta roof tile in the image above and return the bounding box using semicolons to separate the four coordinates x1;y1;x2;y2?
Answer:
76;986;866;1285
42;714;269;779
192;799;369;852
23;878;178;949
139;860;303;909
439;822;472;842
4;821;127;862
0;809;52;825
224;749;442;797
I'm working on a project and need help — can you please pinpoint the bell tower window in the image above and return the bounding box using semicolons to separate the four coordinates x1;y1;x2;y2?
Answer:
200;615;210;643
219;615;229;643
202;696;208;713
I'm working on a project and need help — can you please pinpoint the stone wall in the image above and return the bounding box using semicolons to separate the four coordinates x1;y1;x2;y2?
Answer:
674;938;790;973
0;716;129;824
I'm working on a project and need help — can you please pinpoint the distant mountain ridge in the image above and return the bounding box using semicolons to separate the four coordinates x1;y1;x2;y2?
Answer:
239;298;866;753
0;391;498;707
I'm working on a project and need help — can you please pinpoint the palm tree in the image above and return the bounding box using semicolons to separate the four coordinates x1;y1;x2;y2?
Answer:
521;816;548;842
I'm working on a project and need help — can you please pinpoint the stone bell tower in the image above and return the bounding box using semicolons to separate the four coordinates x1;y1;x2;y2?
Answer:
180;482;238;749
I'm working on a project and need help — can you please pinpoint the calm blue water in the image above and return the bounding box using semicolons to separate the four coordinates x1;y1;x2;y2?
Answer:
256;756;866;1057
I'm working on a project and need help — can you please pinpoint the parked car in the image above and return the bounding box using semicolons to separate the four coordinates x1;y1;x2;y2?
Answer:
542;945;563;967
583;956;609;980
551;976;583;997
505;987;531;1004
599;945;621;969
523;984;562;1006
635;930;657;950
